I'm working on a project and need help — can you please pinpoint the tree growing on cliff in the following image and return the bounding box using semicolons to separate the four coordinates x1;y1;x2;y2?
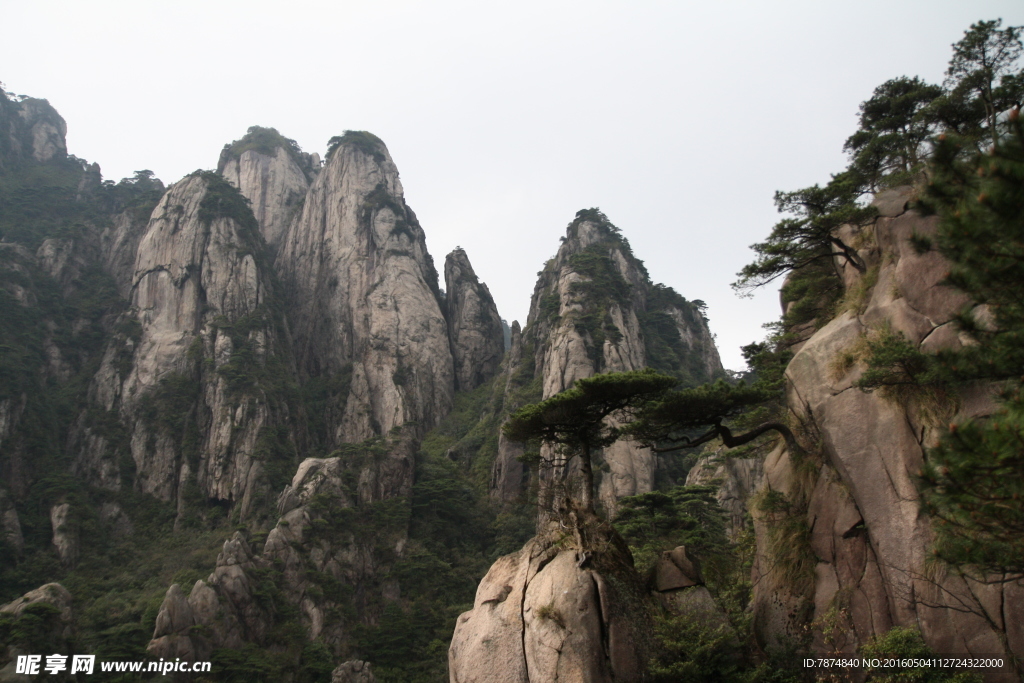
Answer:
889;114;1024;576
844;76;944;189
502;369;677;515
623;380;799;456
504;371;799;519
940;19;1024;149
734;19;1024;329
732;171;874;294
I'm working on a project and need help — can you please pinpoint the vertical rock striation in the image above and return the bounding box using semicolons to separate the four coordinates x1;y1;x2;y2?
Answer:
277;132;454;444
444;247;505;391
217;126;318;252
77;172;296;518
449;521;650;683
751;187;1024;670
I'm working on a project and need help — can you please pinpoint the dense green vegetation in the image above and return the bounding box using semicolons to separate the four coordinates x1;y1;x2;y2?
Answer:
504;369;679;514
321;383;534;683
856;114;1024;577
731;17;1024;582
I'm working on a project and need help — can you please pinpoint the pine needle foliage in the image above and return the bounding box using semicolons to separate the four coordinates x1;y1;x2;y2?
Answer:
861;116;1024;575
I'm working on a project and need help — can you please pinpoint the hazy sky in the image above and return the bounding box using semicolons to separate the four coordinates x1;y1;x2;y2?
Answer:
3;1;1023;369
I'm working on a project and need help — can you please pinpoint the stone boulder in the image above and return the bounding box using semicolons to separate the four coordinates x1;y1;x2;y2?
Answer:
653;546;703;591
449;519;650;683
752;195;1021;669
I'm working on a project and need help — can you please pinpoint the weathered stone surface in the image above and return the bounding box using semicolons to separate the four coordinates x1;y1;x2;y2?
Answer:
77;173;294;517
0;583;73;621
50;502;78;565
0;92;67;167
277;135;454;444
652;546;705;596
147;433;416;659
490;321;529;505
100;207;156;299
507;212;723;514
686;448;763;533
218;139;314;251
450;522;649;683
871;185;914;218
153;583;194;637
332;661;376;683
752;194;1022;669
445;248;505;391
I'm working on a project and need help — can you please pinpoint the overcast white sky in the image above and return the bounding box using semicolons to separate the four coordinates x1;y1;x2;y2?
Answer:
3;1;1023;369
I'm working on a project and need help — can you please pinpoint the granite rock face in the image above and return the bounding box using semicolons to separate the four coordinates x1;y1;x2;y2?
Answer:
217;128;318;252
148;433;415;660
444;248;505;391
0;92;67;167
751;190;1022;673
76;172;294;517
49;502;78;566
686;446;764;535
491;210;724;512
449;521;649;683
277;133;454;445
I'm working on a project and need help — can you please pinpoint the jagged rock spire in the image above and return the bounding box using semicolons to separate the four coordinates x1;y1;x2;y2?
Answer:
445;247;505;391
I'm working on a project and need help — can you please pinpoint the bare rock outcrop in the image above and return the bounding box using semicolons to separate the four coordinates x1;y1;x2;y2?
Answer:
444;248;505;391
449;517;650;683
218;127;318;252
0;583;73;624
686;447;763;534
0;89;67;168
277;132;454;444
148;433;415;662
332;661;376;683
76;172;295;517
49;502;78;566
752;188;1023;672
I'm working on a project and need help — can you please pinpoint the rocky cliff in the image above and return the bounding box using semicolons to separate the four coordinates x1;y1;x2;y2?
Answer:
490;209;724;512
444;247;505;392
276;131;455;445
148;434;415;664
750;187;1023;673
217;126;319;252
0;83;729;681
449;515;651;683
0;91;67;167
74;171;297;519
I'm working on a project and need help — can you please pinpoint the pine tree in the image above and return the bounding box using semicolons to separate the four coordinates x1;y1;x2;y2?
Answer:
907;113;1024;575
